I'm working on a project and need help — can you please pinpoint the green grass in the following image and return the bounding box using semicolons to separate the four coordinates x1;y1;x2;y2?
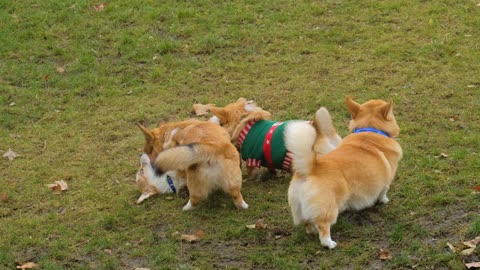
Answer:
1;0;479;269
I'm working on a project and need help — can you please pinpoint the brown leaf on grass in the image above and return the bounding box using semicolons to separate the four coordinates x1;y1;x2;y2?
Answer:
194;230;205;238
16;262;39;269
3;149;18;161
461;237;480;256
93;3;105;12
472;186;480;192
56;66;65;74
437;153;448;158
461;247;476;256
466;262;480;269
1;192;7;203
179;230;204;243
47;180;68;194
378;249;392;260
246;219;268;230
44;75;49;81
180;234;199;243
446;242;456;253
192;103;215;116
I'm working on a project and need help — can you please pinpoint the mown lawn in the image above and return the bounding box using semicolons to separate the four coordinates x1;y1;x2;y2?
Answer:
1;0;479;269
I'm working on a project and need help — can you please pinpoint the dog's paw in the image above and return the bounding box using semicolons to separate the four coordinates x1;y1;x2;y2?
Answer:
237;200;249;209
379;195;389;204
320;238;337;249
182;200;196;211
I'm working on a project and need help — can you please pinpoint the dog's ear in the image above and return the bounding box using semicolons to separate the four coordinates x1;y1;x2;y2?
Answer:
346;96;361;119
210;107;227;124
380;99;394;120
137;123;154;143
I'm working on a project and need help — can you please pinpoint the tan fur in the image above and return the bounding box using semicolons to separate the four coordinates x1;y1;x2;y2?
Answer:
286;97;403;249
138;120;247;211
207;98;341;180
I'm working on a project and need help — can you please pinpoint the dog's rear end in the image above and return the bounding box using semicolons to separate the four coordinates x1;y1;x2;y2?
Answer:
147;121;248;211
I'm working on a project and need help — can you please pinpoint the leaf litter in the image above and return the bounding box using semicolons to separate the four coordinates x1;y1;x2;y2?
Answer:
47;180;69;194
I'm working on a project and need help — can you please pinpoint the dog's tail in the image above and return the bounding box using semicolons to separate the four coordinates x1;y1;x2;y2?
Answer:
312;107;342;154
151;143;217;176
285;121;317;178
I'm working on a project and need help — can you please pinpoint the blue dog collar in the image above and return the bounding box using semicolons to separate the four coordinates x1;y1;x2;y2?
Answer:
352;127;390;138
166;175;176;193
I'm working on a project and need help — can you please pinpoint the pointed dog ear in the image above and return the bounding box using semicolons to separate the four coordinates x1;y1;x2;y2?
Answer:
137;123;154;143
209;107;227;124
380;99;394;120
346;96;361;119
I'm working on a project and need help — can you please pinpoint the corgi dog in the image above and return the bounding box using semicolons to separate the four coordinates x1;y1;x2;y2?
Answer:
285;96;403;249
138;119;248;211
203;98;342;180
135;153;186;204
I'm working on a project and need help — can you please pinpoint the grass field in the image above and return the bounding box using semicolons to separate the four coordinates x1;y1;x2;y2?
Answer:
1;0;479;269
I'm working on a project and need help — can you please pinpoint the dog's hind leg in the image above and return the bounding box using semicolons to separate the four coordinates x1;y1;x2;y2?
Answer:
314;220;337;249
227;186;248;209
378;186;390;204
288;179;304;226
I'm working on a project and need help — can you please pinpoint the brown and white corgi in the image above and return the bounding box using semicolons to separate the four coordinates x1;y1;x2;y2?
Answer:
285;96;403;249
203;98;342;180
138;119;248;211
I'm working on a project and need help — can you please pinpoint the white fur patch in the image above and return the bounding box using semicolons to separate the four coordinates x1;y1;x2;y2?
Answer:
209;115;220;125
182;200;195;211
244;101;257;112
239;200;249;209
163;128;179;148
284;122;316;177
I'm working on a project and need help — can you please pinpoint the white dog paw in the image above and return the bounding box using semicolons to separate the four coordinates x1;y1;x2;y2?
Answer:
182;200;195;211
320;237;337;249
380;196;390;204
238;200;249;209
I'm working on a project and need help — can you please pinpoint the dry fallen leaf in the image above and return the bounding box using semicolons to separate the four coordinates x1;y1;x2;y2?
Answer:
446;242;456;253
466;262;480;269
56;66;65;74
180;234;199;243
437;153;449;158
255;219;267;229
246;219;268;230
1;192;7;203
179;229;204;243
3;149;18;161
461;237;480;255
378;249;392;260
194;230;205;238
464;237;480;248
472;186;480;192
16;262;39;269
44;75;49;81
47;180;68;194
93;3;105;11
461;247;476;256
192;103;215;116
